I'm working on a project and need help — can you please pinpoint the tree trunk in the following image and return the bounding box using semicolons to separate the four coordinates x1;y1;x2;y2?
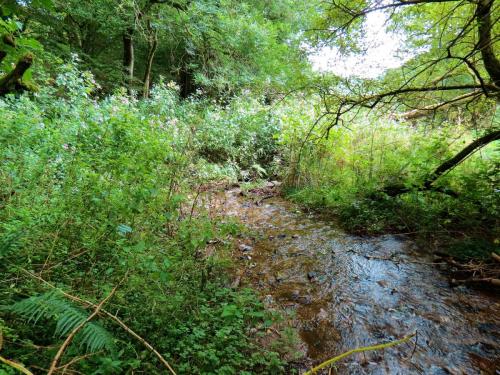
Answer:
423;129;500;188
142;22;158;99
179;65;195;98
123;28;134;93
0;53;33;96
476;0;500;87
382;129;500;196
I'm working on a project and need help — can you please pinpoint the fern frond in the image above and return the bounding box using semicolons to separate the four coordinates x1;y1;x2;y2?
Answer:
9;291;115;353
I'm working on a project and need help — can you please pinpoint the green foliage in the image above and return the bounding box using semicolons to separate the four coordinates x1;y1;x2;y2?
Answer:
193;95;281;178
0;64;286;373
8;291;115;353
280;99;499;256
166;287;284;374
16;0;312;95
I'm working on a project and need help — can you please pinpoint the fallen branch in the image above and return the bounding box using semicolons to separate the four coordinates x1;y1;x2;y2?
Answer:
47;284;120;374
0;328;34;375
56;351;102;373
380;183;459;198
0;355;34;375
20;269;177;375
303;333;416;375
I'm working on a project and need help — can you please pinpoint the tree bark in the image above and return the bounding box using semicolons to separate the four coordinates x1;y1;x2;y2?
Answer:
476;0;500;87
179;65;195;98
123;28;134;93
382;129;500;196
0;53;33;96
142;22;158;99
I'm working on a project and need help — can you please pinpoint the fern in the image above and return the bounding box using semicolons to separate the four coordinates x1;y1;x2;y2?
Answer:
8;291;115;353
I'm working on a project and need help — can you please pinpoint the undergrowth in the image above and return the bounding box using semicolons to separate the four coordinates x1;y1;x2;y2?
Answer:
280;105;499;259
0;63;286;374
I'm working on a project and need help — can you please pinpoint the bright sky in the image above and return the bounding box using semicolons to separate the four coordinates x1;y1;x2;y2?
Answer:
309;10;410;79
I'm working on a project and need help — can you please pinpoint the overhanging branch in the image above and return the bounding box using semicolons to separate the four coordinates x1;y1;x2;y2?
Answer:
397;90;482;120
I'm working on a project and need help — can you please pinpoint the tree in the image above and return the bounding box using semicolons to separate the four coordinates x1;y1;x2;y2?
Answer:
310;0;499;193
17;0;310;98
0;4;47;96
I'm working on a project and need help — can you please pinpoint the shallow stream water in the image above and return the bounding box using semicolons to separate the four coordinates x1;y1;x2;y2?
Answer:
210;188;499;374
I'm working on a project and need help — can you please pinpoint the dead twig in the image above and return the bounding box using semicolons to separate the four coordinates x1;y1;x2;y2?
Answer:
58;351;102;374
47;284;120;374
0;355;34;375
304;333;416;375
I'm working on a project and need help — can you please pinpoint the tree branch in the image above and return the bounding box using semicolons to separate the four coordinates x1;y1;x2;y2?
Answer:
0;53;33;96
424;128;500;188
476;0;500;86
397;90;482;120
346;84;496;108
382;129;500;196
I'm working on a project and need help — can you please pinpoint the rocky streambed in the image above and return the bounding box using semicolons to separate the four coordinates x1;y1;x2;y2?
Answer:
208;187;499;374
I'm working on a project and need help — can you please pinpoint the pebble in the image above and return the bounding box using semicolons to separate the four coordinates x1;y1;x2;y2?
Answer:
307;271;318;281
238;244;253;252
263;295;274;307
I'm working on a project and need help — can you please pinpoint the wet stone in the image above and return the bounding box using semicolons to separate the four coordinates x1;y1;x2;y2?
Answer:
275;272;285;282
238;244;253;252
263;295;274;307
298;295;313;305
307;271;318;281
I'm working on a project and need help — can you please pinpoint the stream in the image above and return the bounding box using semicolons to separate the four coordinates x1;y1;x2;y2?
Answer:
210;187;499;374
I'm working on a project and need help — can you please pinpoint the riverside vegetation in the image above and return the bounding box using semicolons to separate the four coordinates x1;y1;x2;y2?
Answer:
0;0;498;373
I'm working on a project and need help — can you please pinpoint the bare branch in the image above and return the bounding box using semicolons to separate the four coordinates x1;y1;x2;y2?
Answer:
397;90;482;119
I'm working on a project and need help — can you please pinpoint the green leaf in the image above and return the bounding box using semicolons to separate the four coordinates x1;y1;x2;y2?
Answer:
221;304;238;318
32;0;54;10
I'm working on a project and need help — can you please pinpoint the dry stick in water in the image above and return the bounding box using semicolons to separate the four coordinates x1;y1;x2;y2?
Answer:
20;269;177;375
47;284;120;374
303;332;416;375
